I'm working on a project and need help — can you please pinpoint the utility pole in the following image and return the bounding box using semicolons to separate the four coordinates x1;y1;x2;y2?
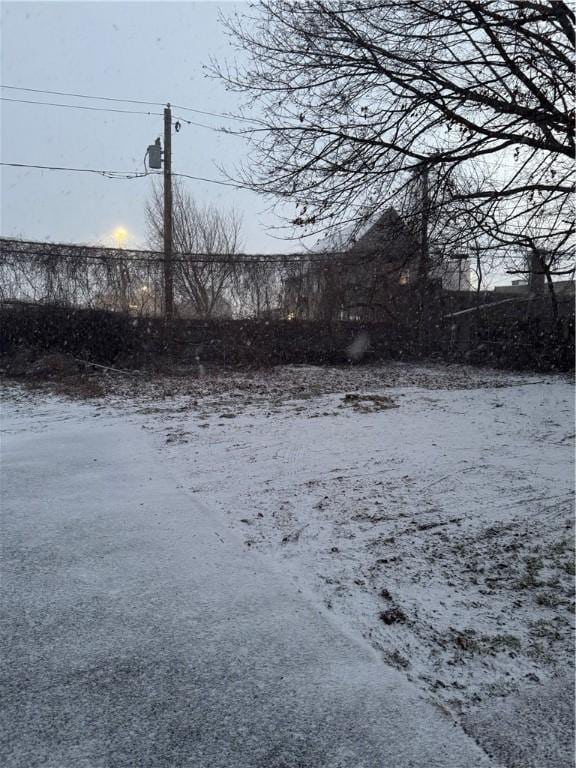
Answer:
417;160;431;351
163;103;174;324
418;161;430;283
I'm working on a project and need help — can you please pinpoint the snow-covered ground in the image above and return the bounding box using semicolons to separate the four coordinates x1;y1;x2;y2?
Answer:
133;366;575;712
4;390;500;768
3;361;575;763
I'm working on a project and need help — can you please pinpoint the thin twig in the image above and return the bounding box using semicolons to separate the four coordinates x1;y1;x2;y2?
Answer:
73;357;138;376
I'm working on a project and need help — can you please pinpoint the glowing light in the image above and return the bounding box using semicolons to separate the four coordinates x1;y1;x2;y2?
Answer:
113;227;128;248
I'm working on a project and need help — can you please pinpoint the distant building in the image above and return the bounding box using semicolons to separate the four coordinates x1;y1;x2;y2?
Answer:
493;279;575;296
345;208;471;292
283;207;471;320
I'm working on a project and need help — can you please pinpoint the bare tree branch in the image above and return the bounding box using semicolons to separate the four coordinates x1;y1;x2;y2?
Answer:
212;0;574;264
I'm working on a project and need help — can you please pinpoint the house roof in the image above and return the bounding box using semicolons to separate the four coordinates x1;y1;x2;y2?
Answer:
314;207;420;263
348;208;419;260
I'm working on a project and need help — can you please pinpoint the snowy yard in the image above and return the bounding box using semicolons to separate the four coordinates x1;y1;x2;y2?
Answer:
3;361;575;760
127;364;575;715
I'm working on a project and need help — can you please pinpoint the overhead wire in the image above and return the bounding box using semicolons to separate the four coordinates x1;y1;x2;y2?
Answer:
0;161;149;180
0;161;247;188
1;96;240;135
170;171;245;189
1;83;165;106
1;84;262;226
0;96;165;118
170;102;253;123
1;84;254;123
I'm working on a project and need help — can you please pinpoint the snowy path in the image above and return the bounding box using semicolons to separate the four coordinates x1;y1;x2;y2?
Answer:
0;401;496;768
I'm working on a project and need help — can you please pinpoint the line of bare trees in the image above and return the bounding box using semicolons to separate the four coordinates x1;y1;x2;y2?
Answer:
0;222;311;321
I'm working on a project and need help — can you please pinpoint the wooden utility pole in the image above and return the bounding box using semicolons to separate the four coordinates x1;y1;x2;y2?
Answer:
417;160;430;351
163;104;174;323
418;161;430;283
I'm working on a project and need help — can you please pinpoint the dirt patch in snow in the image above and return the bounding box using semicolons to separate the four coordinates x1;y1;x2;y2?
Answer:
342;393;399;412
2;359;563;411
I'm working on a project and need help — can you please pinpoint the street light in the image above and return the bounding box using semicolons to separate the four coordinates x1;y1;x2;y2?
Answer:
113;227;128;249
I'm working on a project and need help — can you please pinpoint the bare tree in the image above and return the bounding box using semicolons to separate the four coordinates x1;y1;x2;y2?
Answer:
146;181;242;318
215;1;574;263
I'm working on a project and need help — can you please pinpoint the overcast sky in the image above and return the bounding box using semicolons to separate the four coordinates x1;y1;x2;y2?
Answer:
1;1;300;252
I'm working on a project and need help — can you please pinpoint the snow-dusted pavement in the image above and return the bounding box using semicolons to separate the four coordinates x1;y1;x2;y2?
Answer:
1;399;496;768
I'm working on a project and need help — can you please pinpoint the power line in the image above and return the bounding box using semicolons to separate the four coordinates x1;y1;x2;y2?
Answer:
1;84;165;107
171;171;245;189
171;103;253;123
1;96;235;134
1;96;164;118
169;115;232;133
0;161;247;189
0;93;159;122
0;161;148;179
1;84;254;123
